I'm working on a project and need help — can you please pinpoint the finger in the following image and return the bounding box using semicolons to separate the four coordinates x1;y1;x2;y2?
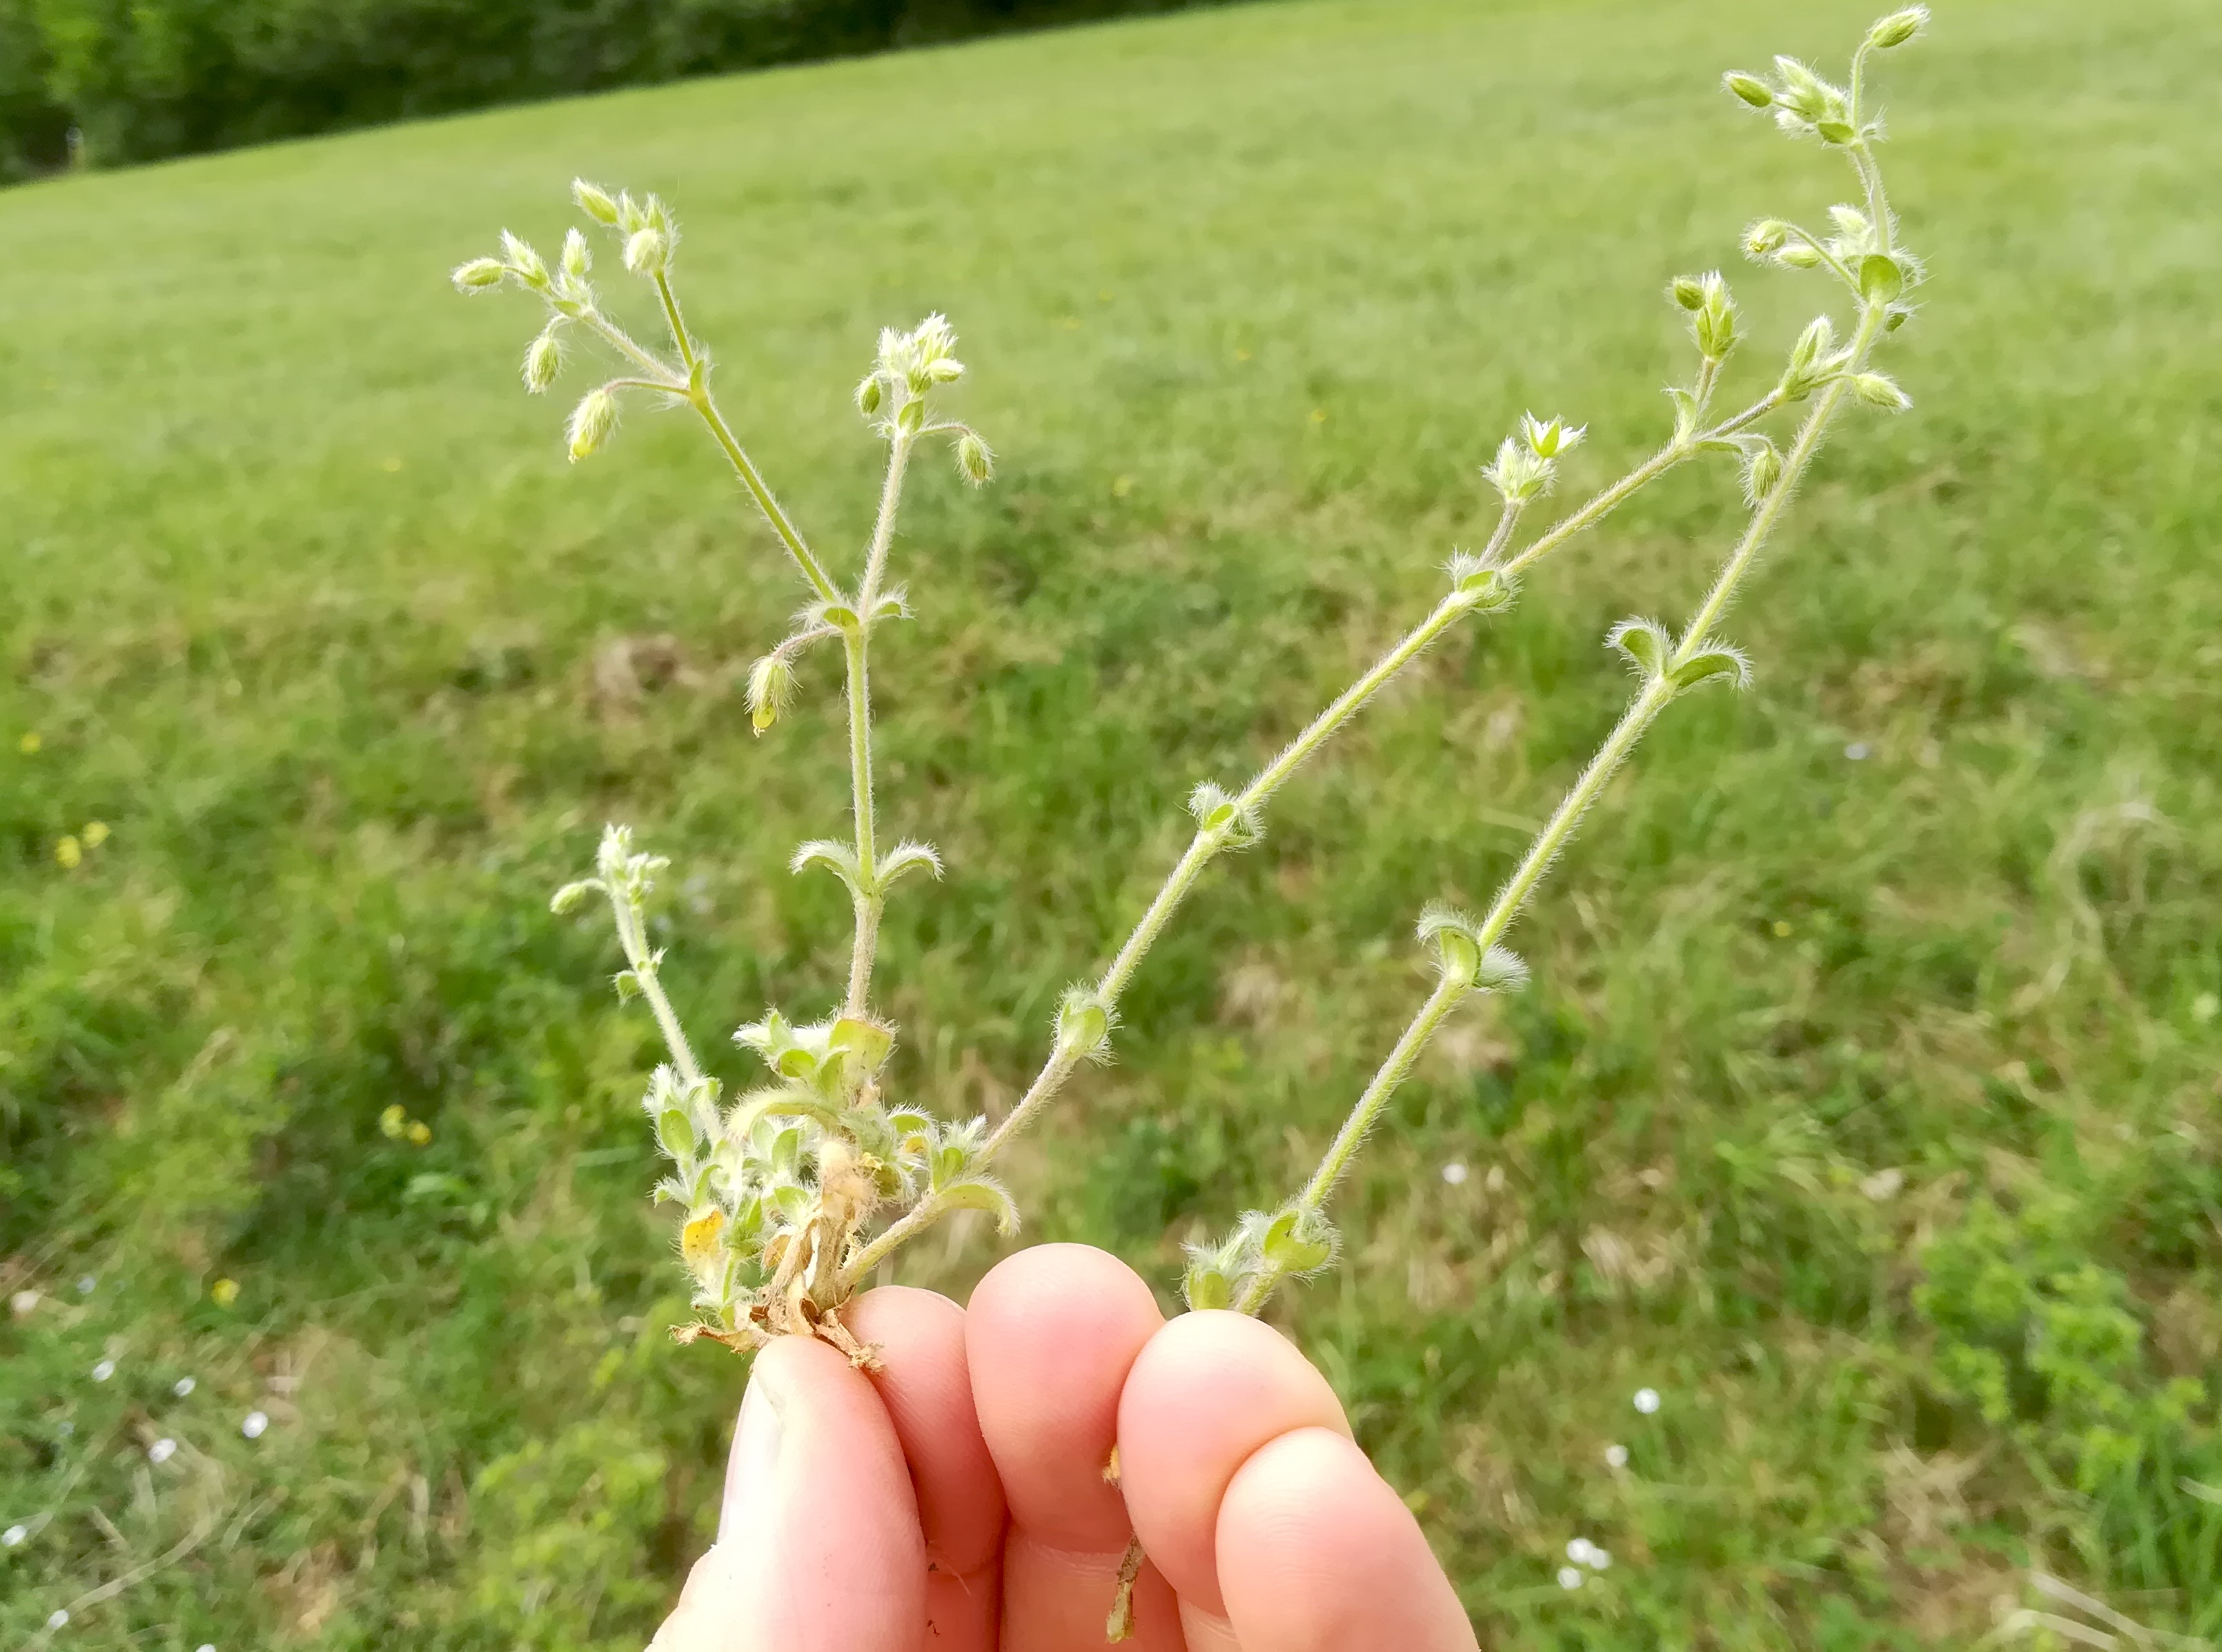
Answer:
1114;1310;1350;1615
1217;1428;1478;1652
966;1242;1183;1648
846;1286;1005;1652
649;1334;924;1652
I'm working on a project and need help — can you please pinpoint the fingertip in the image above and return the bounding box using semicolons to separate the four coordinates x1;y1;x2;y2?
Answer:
966;1243;1163;1548
847;1285;1006;1575
1116;1310;1349;1611
1217;1428;1477;1652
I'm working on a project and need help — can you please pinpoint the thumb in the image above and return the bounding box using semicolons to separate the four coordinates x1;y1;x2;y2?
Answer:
651;1334;925;1651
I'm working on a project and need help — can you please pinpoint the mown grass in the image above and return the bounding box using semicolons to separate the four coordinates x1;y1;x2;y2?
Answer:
4;0;2221;1644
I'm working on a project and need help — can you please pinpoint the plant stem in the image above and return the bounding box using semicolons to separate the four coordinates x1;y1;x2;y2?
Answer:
612;894;705;1091
838;434;915;1016
689;391;843;605
839;395;1783;1286
1233;299;1896;1315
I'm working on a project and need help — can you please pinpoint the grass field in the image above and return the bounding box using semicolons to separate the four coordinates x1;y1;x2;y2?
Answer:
6;0;2222;1644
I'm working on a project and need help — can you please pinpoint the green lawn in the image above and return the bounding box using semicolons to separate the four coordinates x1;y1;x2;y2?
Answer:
6;0;2222;1644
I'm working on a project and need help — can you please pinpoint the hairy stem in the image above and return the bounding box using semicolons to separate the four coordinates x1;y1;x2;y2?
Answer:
689;391;843;605
611;894;706;1091
839;434;916;1015
839;395;1780;1287
1234;299;1896;1315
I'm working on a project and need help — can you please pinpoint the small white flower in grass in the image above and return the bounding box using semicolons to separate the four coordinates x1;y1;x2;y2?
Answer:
1604;1442;1629;1469
1441;1161;1470;1186
1633;1387;1661;1415
90;1359;115;1382
173;1377;196;1397
1557;1565;1584;1591
1587;1547;1613;1571
77;1275;97;1295
1566;1537;1596;1564
1845;740;1870;760
148;1438;177;1465
197;1644;216;1652
241;1410;269;1440
9;1289;37;1317
3;1523;26;1546
48;1609;69;1630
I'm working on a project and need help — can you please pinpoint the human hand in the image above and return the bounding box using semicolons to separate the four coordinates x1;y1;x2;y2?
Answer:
648;1243;1477;1651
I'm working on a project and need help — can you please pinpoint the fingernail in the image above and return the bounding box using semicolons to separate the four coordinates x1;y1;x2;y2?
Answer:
719;1368;785;1545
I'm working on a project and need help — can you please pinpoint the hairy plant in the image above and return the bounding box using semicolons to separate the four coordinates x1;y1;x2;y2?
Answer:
452;0;1932;1458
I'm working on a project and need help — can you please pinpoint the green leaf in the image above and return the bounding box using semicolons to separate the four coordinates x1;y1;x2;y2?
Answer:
1260;1207;1336;1275
655;1108;696;1159
829;1016;894;1073
1184;1263;1232;1311
1858;253;1905;304
1608;618;1670;680
1668;642;1751;691
938;1177;1020;1236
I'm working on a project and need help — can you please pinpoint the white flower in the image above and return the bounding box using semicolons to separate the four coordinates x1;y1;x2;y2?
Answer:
1557;1565;1584;1591
173;1377;197;1397
148;1438;177;1465
8;1289;37;1317
1604;1442;1629;1469
1587;1547;1613;1571
3;1524;26;1546
1844;740;1870;760
77;1275;97;1295
91;1359;115;1382
48;1609;70;1630
1440;1162;1470;1186
241;1410;269;1440
1633;1387;1661;1415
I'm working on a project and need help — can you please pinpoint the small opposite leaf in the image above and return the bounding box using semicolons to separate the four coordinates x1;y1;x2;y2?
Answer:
790;839;865;895
1259;1207;1337;1275
829;1016;894;1074
1608;618;1671;681
1183;1263;1233;1311
1858;253;1905;304
1668;641;1753;692
939;1177;1021;1237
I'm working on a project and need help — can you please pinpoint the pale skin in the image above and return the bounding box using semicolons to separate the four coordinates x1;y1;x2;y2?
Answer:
649;1243;1479;1652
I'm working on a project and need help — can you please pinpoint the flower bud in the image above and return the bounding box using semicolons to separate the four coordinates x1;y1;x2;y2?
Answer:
1742;219;1790;257
855;375;884;417
573;179;620;224
451;257;506;293
523;328;562;394
560;227;590;280
567;387;618;462
623;227;668;275
1851;372;1911;411
1669;275;1707;311
1722;72;1773;108
1868;7;1927;48
1520;413;1585;460
500;230;549;290
956;431;994;486
747;652;796;735
1776;242;1825;269
1739;438;1782;506
927;357;965;384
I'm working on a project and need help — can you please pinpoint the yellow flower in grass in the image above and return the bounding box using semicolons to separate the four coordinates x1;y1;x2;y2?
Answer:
405;1119;432;1146
55;836;81;869
210;1278;240;1308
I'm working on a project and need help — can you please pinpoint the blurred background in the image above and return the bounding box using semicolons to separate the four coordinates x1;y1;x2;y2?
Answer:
3;0;2219;1645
